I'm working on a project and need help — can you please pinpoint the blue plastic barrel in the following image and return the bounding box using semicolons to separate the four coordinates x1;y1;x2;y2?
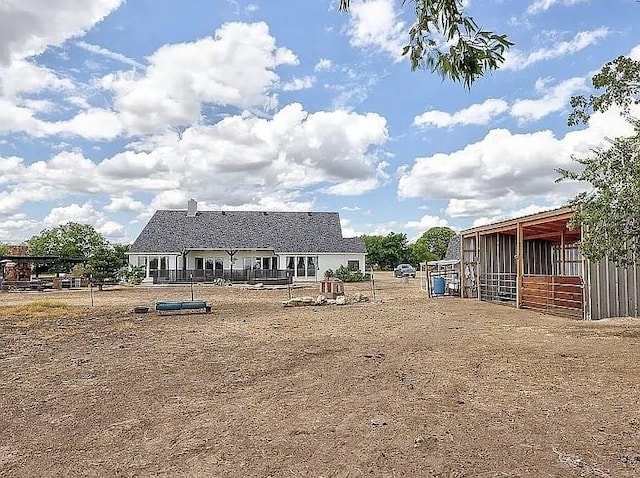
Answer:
433;277;446;295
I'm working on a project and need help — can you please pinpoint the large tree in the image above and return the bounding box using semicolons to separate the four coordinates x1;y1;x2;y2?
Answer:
410;240;437;264
558;55;640;265
86;245;123;289
112;243;130;269
27;222;107;259
413;226;456;262
362;232;412;269
339;0;513;88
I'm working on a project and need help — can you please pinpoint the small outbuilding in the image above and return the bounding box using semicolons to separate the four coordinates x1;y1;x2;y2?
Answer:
420;259;461;297
420;235;461;297
460;207;640;320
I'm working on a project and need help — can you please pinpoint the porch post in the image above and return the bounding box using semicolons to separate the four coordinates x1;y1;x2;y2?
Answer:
516;222;524;308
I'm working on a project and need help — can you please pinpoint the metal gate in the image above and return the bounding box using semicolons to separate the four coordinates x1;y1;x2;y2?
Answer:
521;275;583;318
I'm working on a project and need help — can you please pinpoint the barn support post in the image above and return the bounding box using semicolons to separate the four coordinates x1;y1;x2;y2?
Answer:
560;229;566;276
516;222;524;309
583;261;591;320
460;238;466;298
476;232;481;301
497;233;501;295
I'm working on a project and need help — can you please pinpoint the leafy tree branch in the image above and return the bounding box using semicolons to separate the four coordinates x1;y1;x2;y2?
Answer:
339;0;513;88
568;56;640;126
561;56;640;265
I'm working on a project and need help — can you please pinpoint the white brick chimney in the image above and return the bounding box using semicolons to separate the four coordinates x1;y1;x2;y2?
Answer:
187;198;197;217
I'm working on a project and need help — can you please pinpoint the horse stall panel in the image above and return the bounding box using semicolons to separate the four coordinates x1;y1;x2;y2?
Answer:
479;273;517;303
521;275;583;318
478;233;517;305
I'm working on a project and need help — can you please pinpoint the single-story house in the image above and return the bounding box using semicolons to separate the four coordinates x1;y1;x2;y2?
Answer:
128;200;366;284
459;207;640;320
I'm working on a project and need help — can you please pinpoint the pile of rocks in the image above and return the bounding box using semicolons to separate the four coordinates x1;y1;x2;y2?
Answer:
282;292;369;307
282;296;317;307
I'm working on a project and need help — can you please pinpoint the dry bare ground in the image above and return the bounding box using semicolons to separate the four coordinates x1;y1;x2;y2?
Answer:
1;273;639;477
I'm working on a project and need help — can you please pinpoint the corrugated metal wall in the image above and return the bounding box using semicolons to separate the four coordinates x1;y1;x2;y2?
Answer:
479;233;517;274
586;260;640;320
523;239;552;275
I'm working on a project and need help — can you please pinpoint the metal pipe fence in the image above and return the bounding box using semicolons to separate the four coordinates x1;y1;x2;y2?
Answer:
479;272;517;304
151;269;292;284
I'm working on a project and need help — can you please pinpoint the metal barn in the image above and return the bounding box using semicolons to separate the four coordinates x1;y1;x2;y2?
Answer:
460;208;640;320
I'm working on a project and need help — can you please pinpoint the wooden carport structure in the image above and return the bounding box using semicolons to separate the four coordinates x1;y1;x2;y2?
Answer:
460;207;640;320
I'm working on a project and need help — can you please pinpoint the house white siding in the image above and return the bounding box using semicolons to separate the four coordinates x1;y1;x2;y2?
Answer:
318;253;366;278
128;253;182;278
276;252;365;281
185;250;274;269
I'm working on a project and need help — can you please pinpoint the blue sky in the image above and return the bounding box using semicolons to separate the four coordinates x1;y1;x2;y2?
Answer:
0;0;639;244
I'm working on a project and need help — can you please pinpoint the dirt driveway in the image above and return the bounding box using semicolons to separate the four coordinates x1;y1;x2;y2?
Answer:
1;273;639;477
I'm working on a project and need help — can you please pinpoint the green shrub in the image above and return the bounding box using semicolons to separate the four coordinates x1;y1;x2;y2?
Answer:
119;265;145;285
334;265;367;282
212;278;232;286
70;264;86;277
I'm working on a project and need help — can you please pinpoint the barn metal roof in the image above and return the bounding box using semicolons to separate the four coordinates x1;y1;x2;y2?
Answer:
460;207;575;236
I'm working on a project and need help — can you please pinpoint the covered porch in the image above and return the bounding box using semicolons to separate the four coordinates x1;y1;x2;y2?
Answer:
132;249;294;285
150;268;292;285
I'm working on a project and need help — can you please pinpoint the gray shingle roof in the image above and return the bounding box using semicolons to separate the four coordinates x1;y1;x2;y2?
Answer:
129;210;365;254
445;234;461;261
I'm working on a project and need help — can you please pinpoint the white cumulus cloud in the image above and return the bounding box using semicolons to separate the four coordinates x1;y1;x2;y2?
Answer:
43;202;125;241
100;22;298;135
503;27;609;70
405;215;454;231
314;58;333;72
526;0;588;15
398;106;638;218
0;103;390;221
0;0;124;63
510;76;588;123
414;99;508;128
347;0;406;61
282;76;316;91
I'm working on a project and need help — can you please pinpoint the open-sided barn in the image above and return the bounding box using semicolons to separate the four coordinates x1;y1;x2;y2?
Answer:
460;207;640;320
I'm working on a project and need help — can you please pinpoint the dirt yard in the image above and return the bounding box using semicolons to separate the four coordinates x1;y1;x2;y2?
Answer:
1;273;639;477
